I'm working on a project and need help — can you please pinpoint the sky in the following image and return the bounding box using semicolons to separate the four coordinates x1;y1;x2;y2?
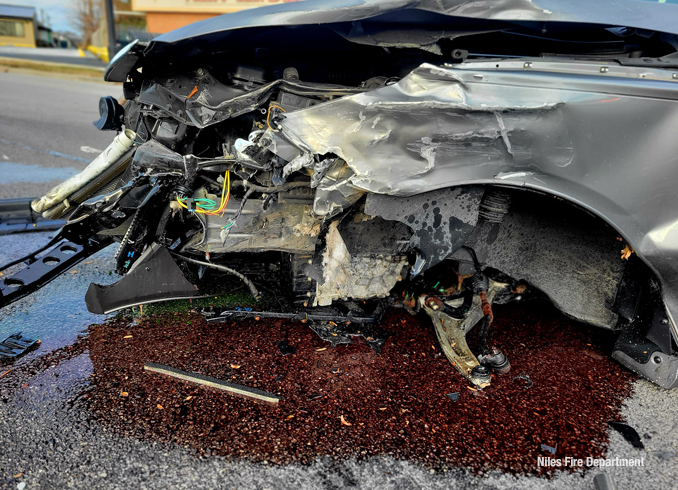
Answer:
2;0;77;33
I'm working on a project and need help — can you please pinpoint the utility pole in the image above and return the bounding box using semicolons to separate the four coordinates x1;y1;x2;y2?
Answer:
104;0;117;62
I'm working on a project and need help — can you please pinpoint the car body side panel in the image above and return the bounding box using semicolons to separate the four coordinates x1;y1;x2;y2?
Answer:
271;61;678;334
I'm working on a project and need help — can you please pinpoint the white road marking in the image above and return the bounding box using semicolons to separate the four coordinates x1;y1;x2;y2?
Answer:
80;146;102;154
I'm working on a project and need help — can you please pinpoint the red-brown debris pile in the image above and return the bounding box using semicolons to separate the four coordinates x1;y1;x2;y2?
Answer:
85;301;635;475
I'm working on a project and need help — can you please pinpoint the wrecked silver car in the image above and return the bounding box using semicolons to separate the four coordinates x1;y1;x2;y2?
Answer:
2;0;678;389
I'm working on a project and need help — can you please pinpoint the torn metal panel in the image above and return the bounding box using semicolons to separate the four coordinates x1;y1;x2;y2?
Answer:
276;60;678;326
312;160;365;218
276;62;574;195
85;244;202;314
314;221;408;306
365;186;483;273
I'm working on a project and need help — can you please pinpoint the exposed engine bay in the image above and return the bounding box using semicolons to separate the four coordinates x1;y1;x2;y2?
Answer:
2;0;678;390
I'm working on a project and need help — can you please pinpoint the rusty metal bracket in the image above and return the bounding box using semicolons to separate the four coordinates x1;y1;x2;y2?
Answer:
421;296;489;388
420;279;510;388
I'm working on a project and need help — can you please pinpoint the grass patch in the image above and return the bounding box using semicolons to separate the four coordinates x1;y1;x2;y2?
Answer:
140;291;258;316
114;273;289;321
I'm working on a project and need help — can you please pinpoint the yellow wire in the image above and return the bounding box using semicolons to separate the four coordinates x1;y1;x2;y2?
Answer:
176;170;230;215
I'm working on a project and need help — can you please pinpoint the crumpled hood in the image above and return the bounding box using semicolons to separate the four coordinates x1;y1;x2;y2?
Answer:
154;0;678;44
107;0;678;81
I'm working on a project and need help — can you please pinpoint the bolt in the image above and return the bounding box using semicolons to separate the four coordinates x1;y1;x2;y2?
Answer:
654;355;663;364
306;292;311;297
523;62;532;69
662;319;669;325
600;67;609;73
673;73;678;79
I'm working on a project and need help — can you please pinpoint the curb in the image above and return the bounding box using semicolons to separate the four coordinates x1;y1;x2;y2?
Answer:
0;56;105;79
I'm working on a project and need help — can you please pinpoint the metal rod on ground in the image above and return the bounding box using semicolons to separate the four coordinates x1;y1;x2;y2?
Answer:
144;362;279;405
202;308;376;324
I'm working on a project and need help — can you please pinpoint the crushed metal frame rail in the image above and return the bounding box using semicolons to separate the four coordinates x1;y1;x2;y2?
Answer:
0;236;112;308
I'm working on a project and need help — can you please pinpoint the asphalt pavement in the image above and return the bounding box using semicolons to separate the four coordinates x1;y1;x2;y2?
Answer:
0;232;676;489
0;71;120;199
0;72;676;490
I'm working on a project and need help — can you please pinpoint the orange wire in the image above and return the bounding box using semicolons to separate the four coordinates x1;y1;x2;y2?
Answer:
266;104;286;131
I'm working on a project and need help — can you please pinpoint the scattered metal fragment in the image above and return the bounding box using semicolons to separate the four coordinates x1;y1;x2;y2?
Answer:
513;371;533;389
608;421;645;449
447;392;460;402
143;362;279;405
593;473;618;490
540;442;557;455
276;340;297;356
0;332;40;361
307;321;391;353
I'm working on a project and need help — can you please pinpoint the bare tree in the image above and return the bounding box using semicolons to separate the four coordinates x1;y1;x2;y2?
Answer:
71;0;103;46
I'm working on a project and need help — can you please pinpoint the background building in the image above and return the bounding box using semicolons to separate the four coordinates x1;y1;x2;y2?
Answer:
0;4;51;48
131;0;302;34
